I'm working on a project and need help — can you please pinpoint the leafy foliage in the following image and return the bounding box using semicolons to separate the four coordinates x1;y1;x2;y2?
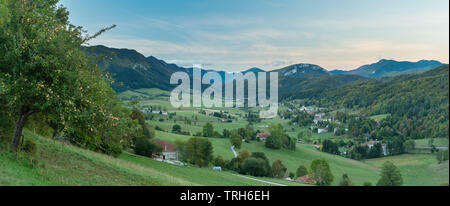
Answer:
0;0;136;156
134;137;161;158
178;137;214;167
310;159;334;186
296;165;308;178
271;159;287;178
377;161;403;186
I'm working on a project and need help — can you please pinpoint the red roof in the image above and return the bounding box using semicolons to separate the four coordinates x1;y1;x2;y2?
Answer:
361;140;375;147
297;175;316;184
257;132;270;138
150;139;177;153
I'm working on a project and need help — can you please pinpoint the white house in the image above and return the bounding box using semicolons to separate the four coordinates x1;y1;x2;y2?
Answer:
150;139;178;160
318;128;328;134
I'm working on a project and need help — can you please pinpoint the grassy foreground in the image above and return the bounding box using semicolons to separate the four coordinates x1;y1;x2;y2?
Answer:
0;130;306;186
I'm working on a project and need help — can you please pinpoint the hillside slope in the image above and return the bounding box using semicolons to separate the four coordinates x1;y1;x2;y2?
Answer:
0;130;298;186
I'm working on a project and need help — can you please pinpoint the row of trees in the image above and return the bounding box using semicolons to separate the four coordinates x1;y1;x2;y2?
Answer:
265;124;296;150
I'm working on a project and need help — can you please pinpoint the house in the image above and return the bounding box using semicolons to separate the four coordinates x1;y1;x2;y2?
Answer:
296;175;316;184
361;140;376;148
382;144;388;156
257;132;270;141
318;128;328;134
150;139;178;160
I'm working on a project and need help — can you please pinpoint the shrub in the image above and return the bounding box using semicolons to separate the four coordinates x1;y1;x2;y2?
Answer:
241;157;270;177
172;124;182;133
296;165;308;178
289;172;295;179
213;155;226;168
363;182;373;186
99;139;122;157
271;159;287;178
339;174;352;186
134;137;162;158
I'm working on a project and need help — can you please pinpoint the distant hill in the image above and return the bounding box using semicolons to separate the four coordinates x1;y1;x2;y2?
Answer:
274;63;330;78
287;65;449;139
334;59;443;78
82;45;189;92
84;45;444;95
279;74;367;96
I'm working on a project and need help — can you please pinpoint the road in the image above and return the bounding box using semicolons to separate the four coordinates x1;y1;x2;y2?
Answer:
233;174;287;186
415;146;448;150
231;146;238;158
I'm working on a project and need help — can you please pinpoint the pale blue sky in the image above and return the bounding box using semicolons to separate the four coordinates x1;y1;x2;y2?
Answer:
60;0;449;71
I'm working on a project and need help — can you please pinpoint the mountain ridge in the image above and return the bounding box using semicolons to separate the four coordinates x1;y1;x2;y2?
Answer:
83;45;445;93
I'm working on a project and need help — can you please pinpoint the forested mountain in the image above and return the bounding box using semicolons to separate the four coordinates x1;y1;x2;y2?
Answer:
331;59;443;78
274;63;330;78
289;65;449;139
82;46;189;92
279;74;367;96
84;45;446;103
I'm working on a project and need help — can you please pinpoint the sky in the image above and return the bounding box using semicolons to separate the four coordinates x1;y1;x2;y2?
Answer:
60;0;449;72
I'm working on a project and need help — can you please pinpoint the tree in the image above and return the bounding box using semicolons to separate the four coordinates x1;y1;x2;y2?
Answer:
296;165;308;178
377;161;403;186
213;155;226;168
230;131;242;150
241;157;270;177
403;140;415;153
310;159;334;186
238;150;251;161
249;152;271;176
368;143;383;158
0;0;119;151
172;124;182;134
271;159;287;178
222;129;231;139
322;139;339;155
265;124;284;149
131;109;153;139
184;137;214;167
134;137;161;157
203;122;214;137
339;174;352;186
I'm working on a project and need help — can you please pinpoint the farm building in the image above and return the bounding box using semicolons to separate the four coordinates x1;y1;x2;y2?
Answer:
296;175;316;184
257;132;270;141
150;139;178;160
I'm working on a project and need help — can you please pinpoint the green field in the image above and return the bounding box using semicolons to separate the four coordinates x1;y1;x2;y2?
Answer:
137;95;449;186
415;138;449;147
365;154;449;186
154;130;448;186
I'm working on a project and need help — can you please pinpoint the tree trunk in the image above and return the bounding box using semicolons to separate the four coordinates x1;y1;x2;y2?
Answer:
52;124;59;138
11;110;32;151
